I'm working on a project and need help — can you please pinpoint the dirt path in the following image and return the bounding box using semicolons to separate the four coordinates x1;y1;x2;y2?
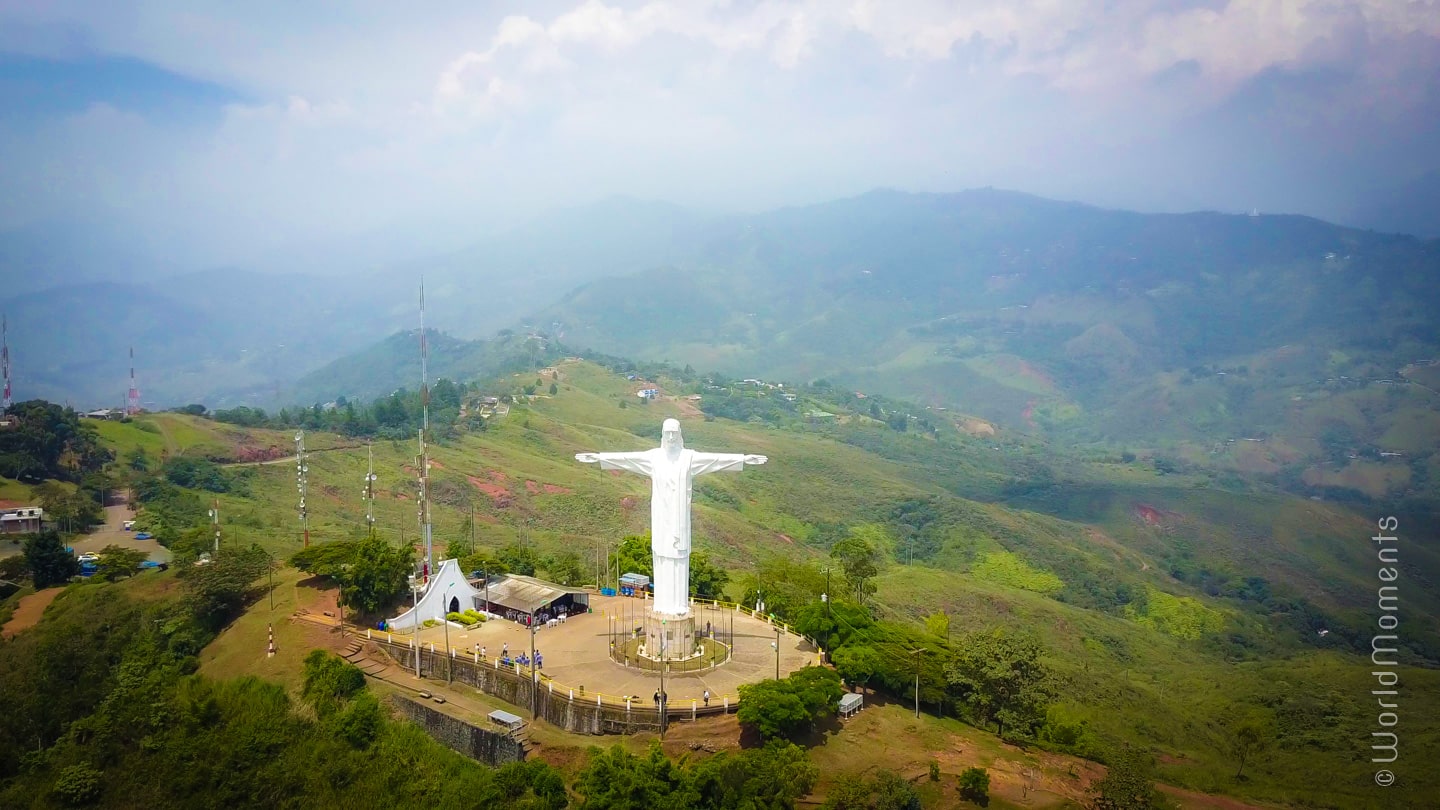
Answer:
2;587;62;639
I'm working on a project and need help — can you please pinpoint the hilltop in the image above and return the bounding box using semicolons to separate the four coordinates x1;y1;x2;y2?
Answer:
87;357;1440;808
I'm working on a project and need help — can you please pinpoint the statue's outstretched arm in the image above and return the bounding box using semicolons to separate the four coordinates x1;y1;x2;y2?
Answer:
575;451;653;476
689;452;766;476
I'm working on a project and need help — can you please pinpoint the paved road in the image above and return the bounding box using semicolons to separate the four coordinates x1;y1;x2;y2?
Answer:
68;502;172;563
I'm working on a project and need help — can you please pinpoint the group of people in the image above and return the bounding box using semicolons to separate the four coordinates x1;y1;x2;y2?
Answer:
470;641;542;670
649;689;713;707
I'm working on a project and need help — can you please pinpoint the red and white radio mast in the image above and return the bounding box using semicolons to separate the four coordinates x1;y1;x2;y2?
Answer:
126;346;141;415
2;315;11;415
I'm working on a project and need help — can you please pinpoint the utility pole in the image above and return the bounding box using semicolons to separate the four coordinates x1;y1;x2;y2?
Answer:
418;280;433;581
911;648;926;718
209;498;220;554
822;565;831;655
773;627;782;680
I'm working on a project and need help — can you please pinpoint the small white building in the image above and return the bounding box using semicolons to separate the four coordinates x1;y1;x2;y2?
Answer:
839;692;864;719
387;559;483;631
0;506;44;534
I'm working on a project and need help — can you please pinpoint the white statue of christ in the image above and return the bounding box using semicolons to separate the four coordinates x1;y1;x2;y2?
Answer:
576;419;766;616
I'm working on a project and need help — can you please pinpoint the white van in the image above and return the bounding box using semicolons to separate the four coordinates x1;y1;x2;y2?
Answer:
123;520;135;531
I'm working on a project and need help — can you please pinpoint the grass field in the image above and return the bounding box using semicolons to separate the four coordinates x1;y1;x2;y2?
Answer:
116;358;1440;807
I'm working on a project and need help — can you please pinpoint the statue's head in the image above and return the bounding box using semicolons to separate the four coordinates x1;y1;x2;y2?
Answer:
661;419;684;453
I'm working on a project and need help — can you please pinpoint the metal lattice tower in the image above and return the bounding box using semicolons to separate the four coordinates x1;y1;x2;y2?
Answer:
208;499;220;554
418;279;433;582
126;346;141;415
364;443;377;539
296;431;309;547
1;314;11;416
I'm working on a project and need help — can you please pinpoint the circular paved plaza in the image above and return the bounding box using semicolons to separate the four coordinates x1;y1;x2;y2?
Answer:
405;594;821;706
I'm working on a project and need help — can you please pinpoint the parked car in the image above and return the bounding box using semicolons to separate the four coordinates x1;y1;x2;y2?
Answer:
134;532;152;540
77;553;100;563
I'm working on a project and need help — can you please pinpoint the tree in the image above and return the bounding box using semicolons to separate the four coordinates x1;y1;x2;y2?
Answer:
689;552;729;599
340;534;411;615
870;770;921;810
543;551;585;586
831;532;881;604
302;650;366;718
548;382;558;396
832;645;883;693
957;768;990;806
944;630;1054;739
737;667;843;740
925;611;951;639
1090;746;1166;809
94;544;147;581
499;543;539;576
179;544;270;629
23;530;76;588
615;534;652;578
1227;712;1274;779
290;541;359;581
574;743;697;809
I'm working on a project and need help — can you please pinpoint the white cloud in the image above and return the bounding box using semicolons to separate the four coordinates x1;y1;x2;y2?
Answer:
0;0;1436;272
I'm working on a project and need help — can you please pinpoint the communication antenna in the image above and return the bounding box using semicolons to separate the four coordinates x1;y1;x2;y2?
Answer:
126;346;141;415
364;443;377;539
296;430;309;547
1;314;11;416
418;279;433;581
208;498;220;554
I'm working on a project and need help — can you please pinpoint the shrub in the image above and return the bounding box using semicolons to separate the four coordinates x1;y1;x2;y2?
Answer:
958;767;990;806
930;760;941;781
53;763;103;806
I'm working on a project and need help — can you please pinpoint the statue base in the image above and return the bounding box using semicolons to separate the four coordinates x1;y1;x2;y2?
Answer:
643;610;697;661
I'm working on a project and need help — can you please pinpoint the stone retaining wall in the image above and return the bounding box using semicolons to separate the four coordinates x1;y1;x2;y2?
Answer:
389;695;527;766
376;641;732;735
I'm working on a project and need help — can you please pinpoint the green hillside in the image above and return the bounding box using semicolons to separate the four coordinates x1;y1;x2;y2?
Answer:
105;358;1439;808
533;190;1440;508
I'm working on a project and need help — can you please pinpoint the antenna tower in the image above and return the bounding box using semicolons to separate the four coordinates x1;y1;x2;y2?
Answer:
208;498;220;554
1;314;11;416
126;346;141;415
364;443;377;539
418;280;433;582
296;431;310;547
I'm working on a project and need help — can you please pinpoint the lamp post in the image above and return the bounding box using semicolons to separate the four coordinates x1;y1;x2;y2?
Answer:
442;586;452;684
772;626;781;680
911;648;926;718
659;619;667;739
530;609;539;719
412;578;421;678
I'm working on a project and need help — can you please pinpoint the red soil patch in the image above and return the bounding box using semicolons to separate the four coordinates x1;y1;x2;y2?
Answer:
525;480;541;495
2;587;62;639
543;483;571;494
1021;399;1038;429
620;496;638;509
776;533;795;544
485;469;508;483
467;475;512;507
428;460;446;470
392;492;410;500
1133;503;1181;528
0;499;26;509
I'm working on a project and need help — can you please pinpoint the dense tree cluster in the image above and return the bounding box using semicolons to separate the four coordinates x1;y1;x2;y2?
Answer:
0;400;112;484
288;536;412;617
736;667;845;741
575;741;816;810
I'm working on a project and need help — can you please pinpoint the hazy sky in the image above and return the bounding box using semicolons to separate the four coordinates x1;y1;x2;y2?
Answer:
2;1;1438;275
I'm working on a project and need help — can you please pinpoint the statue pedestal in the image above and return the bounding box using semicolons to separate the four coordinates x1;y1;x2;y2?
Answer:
644;610;696;661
